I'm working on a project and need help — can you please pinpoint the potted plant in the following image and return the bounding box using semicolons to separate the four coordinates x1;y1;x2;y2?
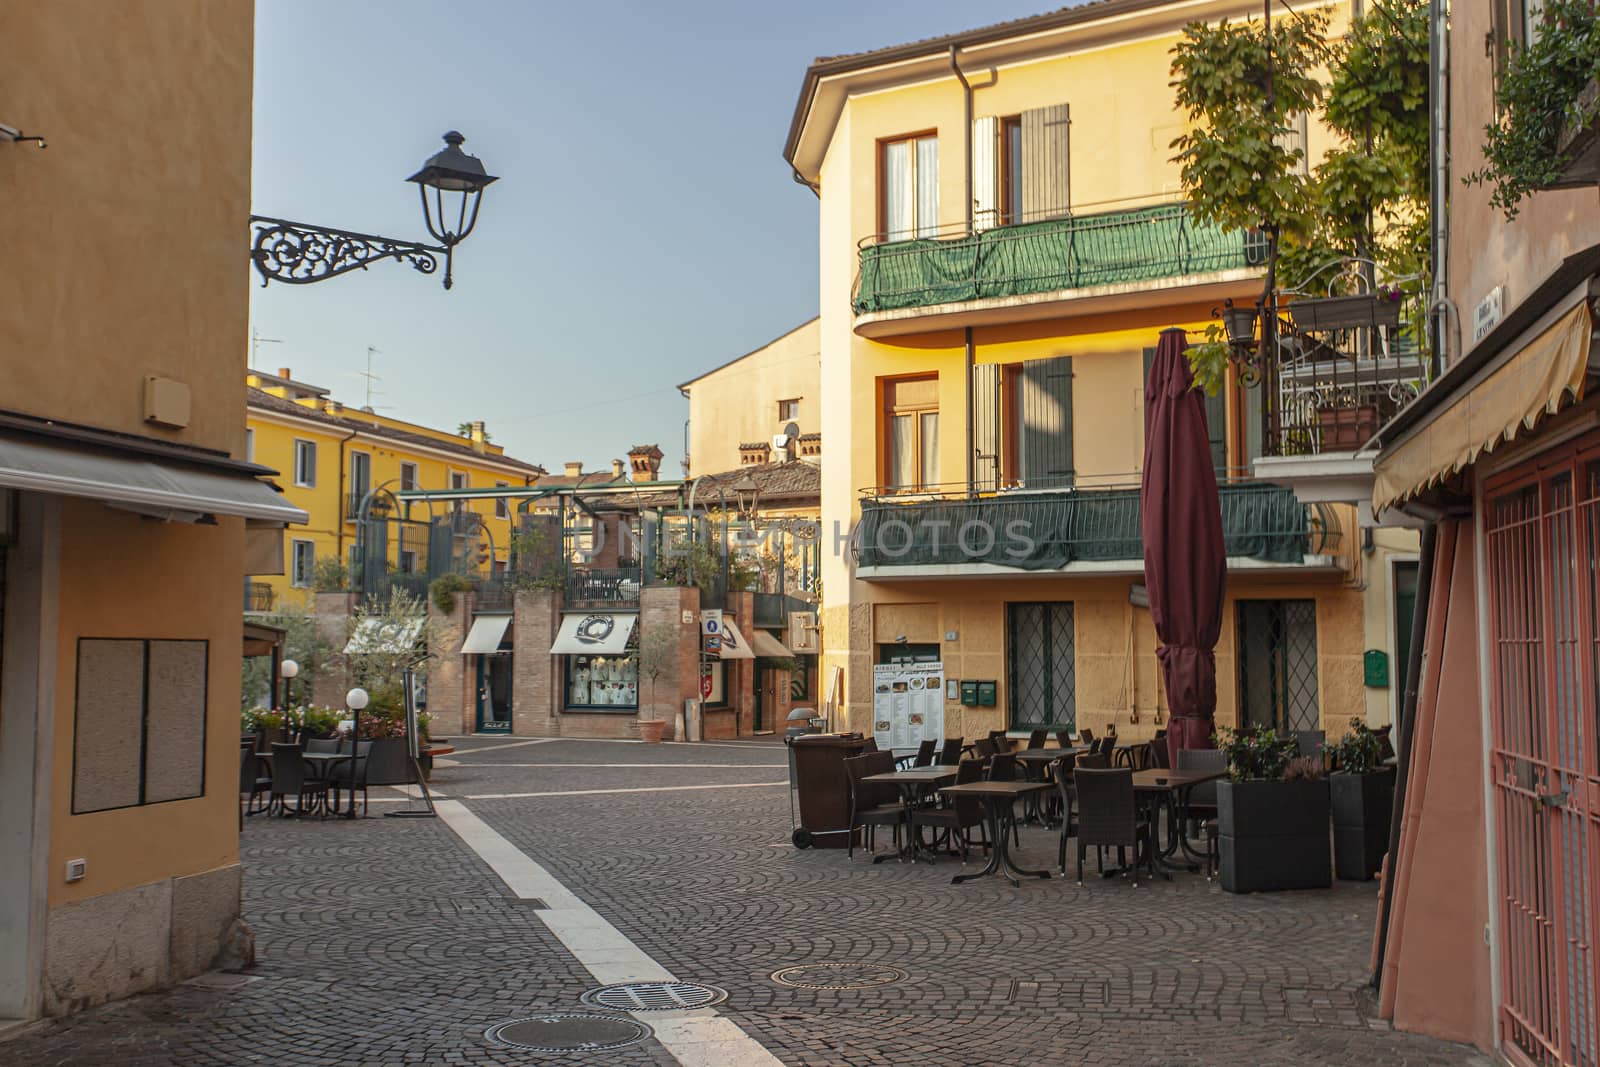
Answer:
1329;717;1395;881
1316;402;1380;451
1289;291;1402;332
357;692;419;785
1215;724;1332;893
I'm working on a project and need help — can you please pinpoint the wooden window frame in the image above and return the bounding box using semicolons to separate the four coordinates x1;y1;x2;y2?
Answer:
1000;363;1023;486
876;129;939;241
777;398;801;422
880;374;940;492
999;116;1023;226
399;461;418;492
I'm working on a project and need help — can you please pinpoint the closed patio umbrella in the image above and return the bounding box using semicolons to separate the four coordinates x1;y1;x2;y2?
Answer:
1141;327;1226;765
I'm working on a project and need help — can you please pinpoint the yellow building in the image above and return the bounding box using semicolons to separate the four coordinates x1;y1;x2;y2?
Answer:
245;368;545;611
0;0;307;1019
785;1;1416;745
679;318;821;477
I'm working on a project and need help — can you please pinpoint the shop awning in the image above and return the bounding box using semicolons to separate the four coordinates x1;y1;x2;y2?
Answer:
718;618;756;660
752;629;793;658
1375;302;1593;513
461;613;513;655
346;615;426;655
0;431;307;525
550;612;638;655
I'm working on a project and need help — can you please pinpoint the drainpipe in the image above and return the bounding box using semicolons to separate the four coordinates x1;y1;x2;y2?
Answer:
1428;0;1450;379
790;166;820;199
1371;519;1437;991
951;46;976;497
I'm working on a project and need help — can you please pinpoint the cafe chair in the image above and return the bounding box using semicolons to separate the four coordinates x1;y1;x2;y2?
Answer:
1073;767;1154;888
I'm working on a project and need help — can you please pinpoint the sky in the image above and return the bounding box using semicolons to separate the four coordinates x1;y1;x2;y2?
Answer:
250;0;1057;475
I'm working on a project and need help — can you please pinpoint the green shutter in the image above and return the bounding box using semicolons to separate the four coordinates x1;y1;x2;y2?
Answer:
1146;345;1227;478
1021;355;1074;488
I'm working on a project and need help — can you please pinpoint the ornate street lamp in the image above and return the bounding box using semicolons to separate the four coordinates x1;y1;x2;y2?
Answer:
250;131;499;290
732;475;761;523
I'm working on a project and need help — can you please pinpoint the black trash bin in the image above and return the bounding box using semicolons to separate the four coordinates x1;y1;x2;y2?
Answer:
786;732;869;849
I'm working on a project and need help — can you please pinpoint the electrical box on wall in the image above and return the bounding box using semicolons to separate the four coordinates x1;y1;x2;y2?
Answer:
143;376;191;429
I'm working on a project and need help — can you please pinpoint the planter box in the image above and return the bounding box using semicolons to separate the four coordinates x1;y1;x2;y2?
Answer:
1317;405;1380;451
1551;78;1600;188
1290;294;1402;332
1331;769;1394;881
366;737;414;785
1217;778;1332;893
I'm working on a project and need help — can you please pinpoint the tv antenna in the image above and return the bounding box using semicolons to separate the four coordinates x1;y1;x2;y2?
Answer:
251;327;284;370
357;345;383;410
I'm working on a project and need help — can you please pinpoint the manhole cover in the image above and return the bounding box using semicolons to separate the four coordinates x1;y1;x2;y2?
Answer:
484;1013;651;1052
770;963;908;990
581;981;728;1011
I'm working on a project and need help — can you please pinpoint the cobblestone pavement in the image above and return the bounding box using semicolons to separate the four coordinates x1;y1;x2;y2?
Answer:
3;737;1490;1066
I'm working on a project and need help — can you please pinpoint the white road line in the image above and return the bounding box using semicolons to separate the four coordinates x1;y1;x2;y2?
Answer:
462;781;786;801
434;800;784;1067
445;738;562;756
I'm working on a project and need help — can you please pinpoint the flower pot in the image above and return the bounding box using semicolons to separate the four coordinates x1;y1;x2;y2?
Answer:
1217;778;1331;893
637;719;666;744
1330;768;1395;881
1290;294;1402;332
1317;404;1380;451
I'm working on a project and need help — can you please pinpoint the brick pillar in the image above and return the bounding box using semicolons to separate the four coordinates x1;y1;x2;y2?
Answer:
427;588;471;737
639;584;701;740
511;588;559;737
310;591;353;708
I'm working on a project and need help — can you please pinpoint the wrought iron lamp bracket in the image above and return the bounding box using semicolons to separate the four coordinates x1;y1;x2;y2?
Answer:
249;216;451;289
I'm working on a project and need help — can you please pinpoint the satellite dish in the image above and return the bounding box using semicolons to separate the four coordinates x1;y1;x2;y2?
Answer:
783;421;800;439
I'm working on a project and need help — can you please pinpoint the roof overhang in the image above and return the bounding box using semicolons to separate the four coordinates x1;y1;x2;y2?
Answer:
856;555;1345;581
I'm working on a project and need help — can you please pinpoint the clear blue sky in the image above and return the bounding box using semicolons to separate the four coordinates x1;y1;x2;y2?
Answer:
250;0;1056;475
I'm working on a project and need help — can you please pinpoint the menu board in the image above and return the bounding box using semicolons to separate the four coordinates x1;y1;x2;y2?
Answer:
871;662;945;752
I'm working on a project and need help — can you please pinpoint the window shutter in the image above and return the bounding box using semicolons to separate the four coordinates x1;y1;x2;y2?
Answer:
1021;355;1074;488
972;116;999;232
1021;102;1070;221
971;362;1000;490
1146;345;1228;477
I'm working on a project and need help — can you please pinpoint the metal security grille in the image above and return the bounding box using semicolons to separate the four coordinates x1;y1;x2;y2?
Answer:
1007;602;1075;731
1236;600;1320;733
1486;437;1600;1067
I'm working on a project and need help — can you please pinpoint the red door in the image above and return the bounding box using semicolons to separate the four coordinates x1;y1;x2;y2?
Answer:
1485;435;1600;1066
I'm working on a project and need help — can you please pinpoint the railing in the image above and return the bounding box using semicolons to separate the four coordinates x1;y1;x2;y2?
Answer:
244;581;274;612
855;481;1336;571
359;572;431;603
474;578;516;613
854;202;1265;315
754;591;810;630
566;566;643;605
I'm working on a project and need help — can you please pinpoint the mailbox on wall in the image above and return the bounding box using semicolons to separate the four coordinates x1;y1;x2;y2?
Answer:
960;680;978;707
976;681;997;707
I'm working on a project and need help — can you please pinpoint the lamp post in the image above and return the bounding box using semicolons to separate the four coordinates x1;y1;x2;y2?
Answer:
279;658;299;712
343;686;369;819
250;131;499;290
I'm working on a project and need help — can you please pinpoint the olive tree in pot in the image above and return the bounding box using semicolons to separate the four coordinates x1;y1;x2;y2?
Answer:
1329;718;1394;881
1215;725;1332;893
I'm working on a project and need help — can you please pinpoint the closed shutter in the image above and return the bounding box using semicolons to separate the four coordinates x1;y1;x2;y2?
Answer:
1021;355;1074;489
1021;102;1071;221
972;115;999;232
1145;346;1228;477
971;362;1001;491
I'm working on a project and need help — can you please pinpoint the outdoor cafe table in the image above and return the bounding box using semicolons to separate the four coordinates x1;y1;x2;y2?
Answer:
1131;767;1226;873
1013;747;1089;826
300;751;358;817
936;780;1053;887
863;767;958;864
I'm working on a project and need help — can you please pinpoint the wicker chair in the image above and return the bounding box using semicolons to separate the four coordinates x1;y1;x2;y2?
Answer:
912;739;937;767
239;743;271;819
912;758;988;861
844;751;904;859
1078;728;1095;745
1147;739;1171;770
1026;730;1048;750
1055;730;1075;749
974;737;998;759
937;738;965;765
1051;753;1081;871
269;741;326;817
1073;767;1154;886
986;752;1021;846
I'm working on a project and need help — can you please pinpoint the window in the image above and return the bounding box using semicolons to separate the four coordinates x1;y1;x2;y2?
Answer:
1236;599;1320;732
495;481;510;520
1001;116;1023;224
972;358;1075;491
292;439;317;488
1493;0;1547;84
882;376;939;491
565;653;639;710
398;549;416;574
450;470;467;512
702;660;727;706
880;132;938;240
290;540;315;587
1144;347;1226;477
348;451;371;519
399;462;418;491
244;428;254;463
1007;602;1075;730
1276;112;1309;177
877;643;940;666
777;398;800;422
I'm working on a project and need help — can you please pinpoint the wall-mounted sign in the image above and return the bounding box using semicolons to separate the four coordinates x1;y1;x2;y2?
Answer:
700;666;715;700
701;609;723;653
945;678;960;701
872;661;944;751
1473;285;1504;344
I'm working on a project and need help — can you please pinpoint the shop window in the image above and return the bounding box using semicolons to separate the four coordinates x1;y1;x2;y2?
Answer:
878;642;940;666
882;376;939;492
1236;599;1320;732
565;653;639;710
880;132;938;240
1007;602;1075;730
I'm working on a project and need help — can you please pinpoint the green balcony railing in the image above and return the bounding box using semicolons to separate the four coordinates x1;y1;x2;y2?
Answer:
853;203;1265;315
855;482;1334;572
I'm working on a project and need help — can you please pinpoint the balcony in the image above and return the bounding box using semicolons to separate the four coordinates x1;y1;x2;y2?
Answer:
243;580;275;612
566;566;643;606
854;481;1338;579
852;203;1264;337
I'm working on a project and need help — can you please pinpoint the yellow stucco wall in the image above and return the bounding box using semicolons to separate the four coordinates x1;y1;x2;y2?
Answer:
684;319;821;478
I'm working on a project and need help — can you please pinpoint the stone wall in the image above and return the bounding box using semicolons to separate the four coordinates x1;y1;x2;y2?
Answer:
511;589;559;736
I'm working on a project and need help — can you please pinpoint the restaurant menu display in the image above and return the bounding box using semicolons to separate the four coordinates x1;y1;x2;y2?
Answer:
872;662;945;752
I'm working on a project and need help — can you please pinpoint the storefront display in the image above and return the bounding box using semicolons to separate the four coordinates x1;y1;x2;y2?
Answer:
565;653;638;709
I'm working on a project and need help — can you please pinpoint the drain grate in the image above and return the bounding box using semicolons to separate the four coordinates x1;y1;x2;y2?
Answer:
581;981;727;1011
484;1013;651;1053
770;963;908;990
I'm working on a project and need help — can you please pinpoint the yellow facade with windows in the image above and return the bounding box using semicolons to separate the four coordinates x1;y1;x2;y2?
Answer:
246;369;544;611
786;1;1414;745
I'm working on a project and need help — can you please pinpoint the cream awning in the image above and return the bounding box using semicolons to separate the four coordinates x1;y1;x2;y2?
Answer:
461;614;513;655
718;619;756;660
550;612;638;655
1375;303;1593;513
751;629;794;658
0;433;307;524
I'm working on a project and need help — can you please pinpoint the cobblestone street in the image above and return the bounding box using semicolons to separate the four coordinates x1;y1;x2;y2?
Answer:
3;737;1489;1066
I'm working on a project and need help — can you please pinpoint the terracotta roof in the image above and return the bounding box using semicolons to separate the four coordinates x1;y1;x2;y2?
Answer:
533;470;631;489
798;432;821;442
618;460;821;511
247;387;546;476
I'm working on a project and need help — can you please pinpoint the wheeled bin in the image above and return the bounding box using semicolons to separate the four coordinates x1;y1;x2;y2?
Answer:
786;732;869;849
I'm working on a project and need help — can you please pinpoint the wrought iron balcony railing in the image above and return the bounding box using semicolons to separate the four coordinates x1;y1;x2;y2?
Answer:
855;480;1336;572
854;202;1265;315
566;566;643;605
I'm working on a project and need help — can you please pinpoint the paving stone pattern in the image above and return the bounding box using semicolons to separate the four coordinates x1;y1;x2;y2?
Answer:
3;737;1489;1066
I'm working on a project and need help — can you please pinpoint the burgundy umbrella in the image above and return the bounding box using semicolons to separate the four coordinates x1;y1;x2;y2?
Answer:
1141;327;1226;766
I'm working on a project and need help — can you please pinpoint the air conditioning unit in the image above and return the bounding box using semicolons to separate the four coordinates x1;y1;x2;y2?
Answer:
788;610;819;654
